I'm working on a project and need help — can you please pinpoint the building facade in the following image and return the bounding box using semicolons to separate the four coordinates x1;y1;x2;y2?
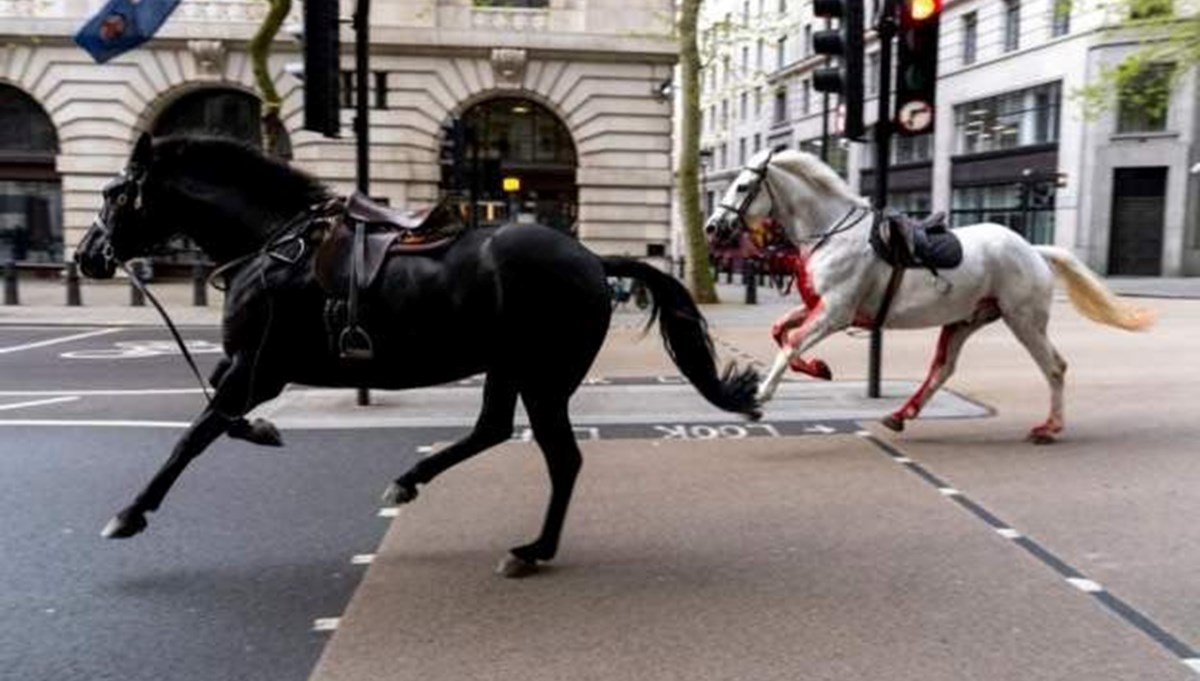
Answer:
698;0;1200;276
0;0;678;268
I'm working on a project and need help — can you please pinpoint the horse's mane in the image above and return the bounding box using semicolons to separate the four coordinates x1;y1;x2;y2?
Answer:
151;134;332;212
768;149;868;206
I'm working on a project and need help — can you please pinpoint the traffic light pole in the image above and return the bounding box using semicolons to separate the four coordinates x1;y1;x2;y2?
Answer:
867;0;897;399
354;0;371;407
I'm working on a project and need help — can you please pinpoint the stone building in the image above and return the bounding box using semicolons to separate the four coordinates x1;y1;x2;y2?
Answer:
0;0;678;269
699;0;1200;276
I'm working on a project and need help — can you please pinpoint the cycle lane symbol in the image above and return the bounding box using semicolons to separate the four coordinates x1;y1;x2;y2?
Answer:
60;340;223;360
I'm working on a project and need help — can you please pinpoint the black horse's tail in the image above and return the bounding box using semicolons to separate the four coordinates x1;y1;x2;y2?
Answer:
601;257;760;416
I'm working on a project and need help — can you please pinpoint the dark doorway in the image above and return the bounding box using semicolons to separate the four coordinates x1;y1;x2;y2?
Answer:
0;84;61;263
1109;167;1167;276
448;98;578;234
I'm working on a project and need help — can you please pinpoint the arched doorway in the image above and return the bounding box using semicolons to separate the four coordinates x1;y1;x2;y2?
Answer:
448;97;577;234
149;88;279;273
152;88;264;147
0;84;61;263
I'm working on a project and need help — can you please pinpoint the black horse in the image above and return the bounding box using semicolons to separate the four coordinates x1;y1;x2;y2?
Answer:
75;133;759;574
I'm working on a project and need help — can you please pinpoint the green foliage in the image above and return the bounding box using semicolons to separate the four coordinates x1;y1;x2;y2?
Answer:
1076;1;1200;123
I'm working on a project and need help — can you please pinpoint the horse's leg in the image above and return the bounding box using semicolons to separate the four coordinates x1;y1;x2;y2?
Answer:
1003;313;1068;443
757;305;847;403
882;304;1001;432
770;305;832;380
102;355;284;538
383;373;519;504
498;393;582;578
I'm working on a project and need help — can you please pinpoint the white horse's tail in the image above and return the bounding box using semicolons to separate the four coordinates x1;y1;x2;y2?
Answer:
1034;246;1155;331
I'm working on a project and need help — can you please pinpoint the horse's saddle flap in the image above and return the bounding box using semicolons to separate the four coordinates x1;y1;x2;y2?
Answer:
346;192;435;230
877;210;963;271
313;223;401;295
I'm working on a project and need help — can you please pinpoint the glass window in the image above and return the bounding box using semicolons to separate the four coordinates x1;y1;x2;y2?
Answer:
754;133;762;152
951;181;1056;244
739;138;747;165
740;91;748;120
1130;0;1171;18
474;0;549;5
0;180;62;263
154;89;263;146
774;88;789;125
803;25;812;59
962;13;977;65
1004;0;1020;52
757;40;765;71
866;51;880;96
889;190;932;218
861;131;932;167
798;137;848;177
1117;63;1174;133
1051;0;1070;36
777;36;788;70
954;82;1061;154
0;86;58;154
801;79;811;115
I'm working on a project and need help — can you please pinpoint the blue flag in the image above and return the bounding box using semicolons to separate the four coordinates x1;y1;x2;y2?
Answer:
74;0;183;64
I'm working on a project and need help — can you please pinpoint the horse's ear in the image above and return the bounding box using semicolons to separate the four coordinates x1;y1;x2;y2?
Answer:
130;132;153;170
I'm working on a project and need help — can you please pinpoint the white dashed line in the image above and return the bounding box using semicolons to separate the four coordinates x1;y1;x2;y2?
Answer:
377;508;400;518
351;554;375;565
893;456;913;464
1067;578;1104;593
855;430;872;437
0;328;120;354
937;487;961;497
312;618;340;632
0;396;80;412
995;528;1022;540
1181;658;1200;675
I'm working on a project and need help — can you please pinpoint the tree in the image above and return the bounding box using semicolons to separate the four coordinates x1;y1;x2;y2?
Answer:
1077;0;1200;122
249;0;293;158
678;0;720;303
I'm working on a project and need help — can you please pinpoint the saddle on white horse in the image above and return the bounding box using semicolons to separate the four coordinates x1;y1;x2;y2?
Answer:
871;210;963;276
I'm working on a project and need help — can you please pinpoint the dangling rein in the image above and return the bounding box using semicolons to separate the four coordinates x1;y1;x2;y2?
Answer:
120;261;213;403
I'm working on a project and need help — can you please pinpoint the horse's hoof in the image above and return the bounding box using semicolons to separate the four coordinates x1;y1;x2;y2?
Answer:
812;360;832;381
1027;430;1057;445
229;418;283;447
101;509;147;539
881;414;905;432
496;552;540;579
381;481;418;505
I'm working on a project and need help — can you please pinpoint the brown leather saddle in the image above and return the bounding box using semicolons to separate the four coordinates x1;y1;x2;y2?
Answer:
312;192;465;359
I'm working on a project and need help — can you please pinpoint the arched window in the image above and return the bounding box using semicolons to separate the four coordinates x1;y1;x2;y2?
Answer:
0;84;61;263
153;88;264;146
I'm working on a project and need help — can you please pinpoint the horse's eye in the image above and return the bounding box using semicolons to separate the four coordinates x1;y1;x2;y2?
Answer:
115;193;128;207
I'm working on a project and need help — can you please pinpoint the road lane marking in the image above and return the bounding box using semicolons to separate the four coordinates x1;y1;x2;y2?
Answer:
857;429;1200;672
0;388;206;397
0;419;189;428
377;508;400;518
312;618;340;632
0;328;120;354
0;396;80;412
351;554;375;565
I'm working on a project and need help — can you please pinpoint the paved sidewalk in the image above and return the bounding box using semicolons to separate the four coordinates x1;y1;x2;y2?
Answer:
3;274;1196;328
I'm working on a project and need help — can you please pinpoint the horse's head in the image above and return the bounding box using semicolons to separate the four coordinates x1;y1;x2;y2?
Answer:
706;149;868;251
704;149;778;251
75;133;161;279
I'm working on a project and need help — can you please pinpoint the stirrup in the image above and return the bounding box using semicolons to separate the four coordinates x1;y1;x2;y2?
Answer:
338;325;374;360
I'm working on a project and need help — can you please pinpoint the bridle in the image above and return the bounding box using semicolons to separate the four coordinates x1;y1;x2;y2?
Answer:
85;166;147;274
713;151;872;255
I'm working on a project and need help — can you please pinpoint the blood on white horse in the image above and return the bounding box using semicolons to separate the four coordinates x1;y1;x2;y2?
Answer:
706;149;1154;443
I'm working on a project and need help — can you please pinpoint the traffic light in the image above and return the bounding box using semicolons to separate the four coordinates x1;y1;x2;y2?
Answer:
894;0;941;136
439;118;468;191
811;0;865;140
302;0;340;137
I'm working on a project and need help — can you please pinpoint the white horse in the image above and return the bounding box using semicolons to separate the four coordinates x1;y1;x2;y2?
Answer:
706;149;1154;443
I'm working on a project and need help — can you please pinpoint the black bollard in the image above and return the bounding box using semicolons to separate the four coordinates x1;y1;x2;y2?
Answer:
192;262;208;307
4;260;17;305
725;261;734;284
65;262;82;306
744;258;758;305
129;261;146;307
